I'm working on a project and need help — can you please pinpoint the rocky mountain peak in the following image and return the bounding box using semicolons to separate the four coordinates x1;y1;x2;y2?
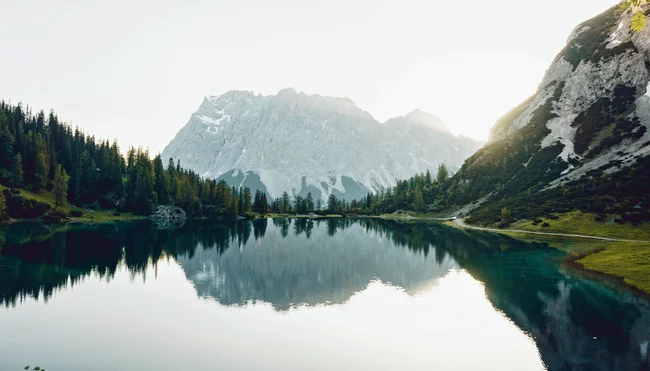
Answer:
405;109;450;133
162;89;482;201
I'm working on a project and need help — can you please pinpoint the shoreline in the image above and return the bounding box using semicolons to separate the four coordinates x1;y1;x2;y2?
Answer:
3;212;649;297
355;212;650;297
442;216;650;296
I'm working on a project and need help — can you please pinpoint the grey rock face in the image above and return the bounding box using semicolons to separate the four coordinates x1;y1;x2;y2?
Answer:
490;5;650;185
162;89;482;200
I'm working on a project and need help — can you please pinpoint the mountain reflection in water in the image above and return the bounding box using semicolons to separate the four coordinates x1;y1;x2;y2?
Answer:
1;218;649;371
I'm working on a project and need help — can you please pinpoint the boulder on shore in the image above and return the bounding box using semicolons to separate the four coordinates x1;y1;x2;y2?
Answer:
151;205;186;229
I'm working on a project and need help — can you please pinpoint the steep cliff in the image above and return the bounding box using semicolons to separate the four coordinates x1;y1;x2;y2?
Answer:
448;4;650;224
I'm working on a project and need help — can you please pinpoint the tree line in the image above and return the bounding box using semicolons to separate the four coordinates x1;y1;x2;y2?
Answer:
322;165;451;215
0;101;274;221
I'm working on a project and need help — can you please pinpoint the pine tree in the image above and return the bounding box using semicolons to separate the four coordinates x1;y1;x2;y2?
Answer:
238;188;245;214
0;189;6;223
12;153;23;186
0;120;15;172
261;192;269;214
412;185;425;211
35;149;49;190
281;191;291;213
67;158;81;204
436;164;449;184
0;189;9;223
53;165;68;207
306;192;314;212
253;190;262;212
243;187;252;213
230;187;239;216
425;169;433;186
327;194;338;213
134;173;153;215
153;155;171;205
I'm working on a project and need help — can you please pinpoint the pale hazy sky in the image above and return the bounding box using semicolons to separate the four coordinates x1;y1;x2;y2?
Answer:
1;0;617;153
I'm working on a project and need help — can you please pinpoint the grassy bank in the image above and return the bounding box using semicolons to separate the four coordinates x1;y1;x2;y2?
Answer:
510;211;650;241
578;242;650;294
446;211;650;295
5;187;145;225
373;211;450;221
5;189;347;226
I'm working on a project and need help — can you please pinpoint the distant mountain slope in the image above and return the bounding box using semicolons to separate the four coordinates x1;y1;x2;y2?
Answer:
162;88;482;201
447;4;650;225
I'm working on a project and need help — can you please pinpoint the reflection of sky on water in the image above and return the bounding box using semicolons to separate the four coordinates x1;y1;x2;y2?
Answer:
0;219;649;371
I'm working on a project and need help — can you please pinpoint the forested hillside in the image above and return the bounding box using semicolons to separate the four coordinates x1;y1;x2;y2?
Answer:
347;3;650;227
0;101;278;222
451;3;650;226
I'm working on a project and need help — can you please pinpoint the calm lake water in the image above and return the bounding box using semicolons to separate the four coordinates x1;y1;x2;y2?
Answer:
0;219;649;371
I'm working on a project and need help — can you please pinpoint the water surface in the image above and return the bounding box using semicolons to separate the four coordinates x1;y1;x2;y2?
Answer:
0;219;649;371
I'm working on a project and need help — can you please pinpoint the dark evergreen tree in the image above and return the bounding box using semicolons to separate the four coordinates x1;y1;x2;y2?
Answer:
153;155;171;205
0;121;14;172
437;164;449;184
327;194;339;213
53;164;68;207
243;187;252;213
11;153;23;186
0;189;6;223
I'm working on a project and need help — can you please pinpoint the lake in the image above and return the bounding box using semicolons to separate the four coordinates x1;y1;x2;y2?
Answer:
0;219;649;371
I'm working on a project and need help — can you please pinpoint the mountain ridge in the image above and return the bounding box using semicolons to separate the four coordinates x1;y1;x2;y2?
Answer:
205;88;455;130
162;88;482;201
442;4;650;225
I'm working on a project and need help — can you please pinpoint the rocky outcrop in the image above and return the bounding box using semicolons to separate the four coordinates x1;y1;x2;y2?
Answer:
491;5;650;179
150;205;186;230
447;4;650;224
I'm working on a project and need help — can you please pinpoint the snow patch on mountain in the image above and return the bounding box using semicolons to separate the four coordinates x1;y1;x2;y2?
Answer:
162;89;483;200
488;5;650;192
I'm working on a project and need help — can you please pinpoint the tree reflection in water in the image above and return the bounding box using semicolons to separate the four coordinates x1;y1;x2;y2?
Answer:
1;219;649;371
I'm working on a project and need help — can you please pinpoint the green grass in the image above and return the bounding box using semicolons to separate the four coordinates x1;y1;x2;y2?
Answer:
75;209;145;224
19;188;70;211
6;187;145;225
446;211;650;295
579;242;650;294
511;211;650;241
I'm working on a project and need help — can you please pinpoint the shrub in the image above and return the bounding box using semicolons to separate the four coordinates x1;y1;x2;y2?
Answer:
40;209;69;222
70;210;83;217
542;222;551;228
